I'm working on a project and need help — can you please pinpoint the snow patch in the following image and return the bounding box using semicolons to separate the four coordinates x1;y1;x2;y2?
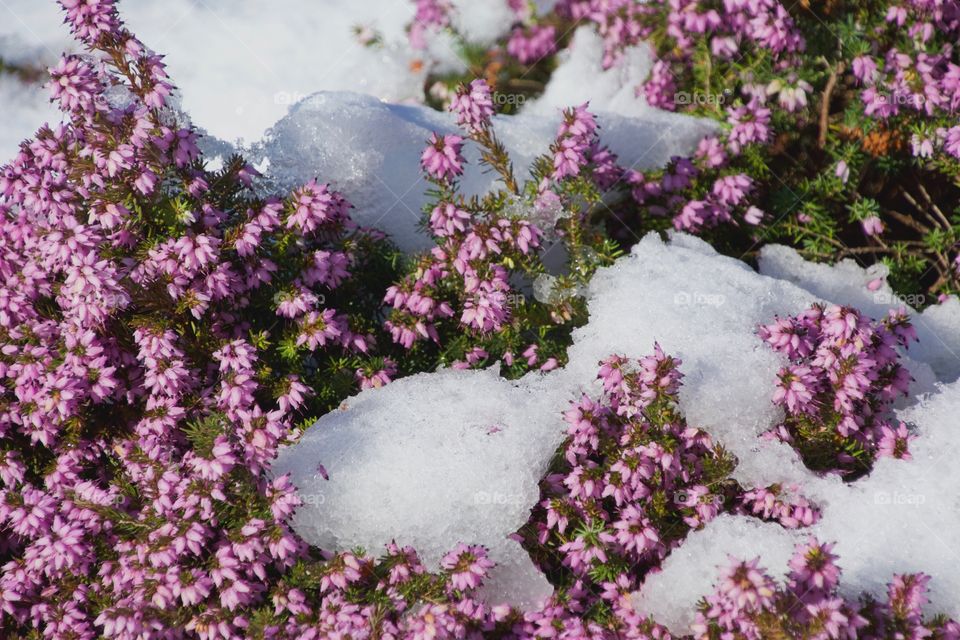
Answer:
257;92;715;251
274;232;960;618
271;367;563;608
759;244;960;382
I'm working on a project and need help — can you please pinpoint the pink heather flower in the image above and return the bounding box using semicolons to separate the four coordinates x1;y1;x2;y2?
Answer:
429;202;471;236
49;55;101;113
711;35;739;59
726;98;772;153
887;573;931;620
450;79;494;133
835;160;850;184
674;199;721;232
761;304;916;469
943;126;960;159
605;505;660;555
861;215;884;237
852;55;879;85
286;180;350;234
720;557;778;611
507;25;558;65
767;77;812;112
421;133;465;181
877;422;914;460
774;365;819;413
712;173;753;206
695;136;727;168
408;0;450;48
440;544;494;591
788;539;842;594
551;103;599;180
59;0;120;45
744;206;765;225
188;435;237;481
644;60;678;111
355;358;398;390
461;277;511;332
911;134;934;158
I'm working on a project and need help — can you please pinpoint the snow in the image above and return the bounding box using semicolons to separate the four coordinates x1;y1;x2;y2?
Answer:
273;233;960;612
448;0;515;45
633;379;960;632
564;234;867;488
0;0;72;68
271;366;563;608
759;244;960;383
0;0;557;148
0;0;424;148
0;75;62;162
632;514;799;626
257;92;715;251
524;27;658;119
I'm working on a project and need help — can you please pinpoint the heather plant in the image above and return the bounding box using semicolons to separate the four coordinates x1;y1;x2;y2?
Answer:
408;0;960;301
693;540;960;640
759;303;917;475
623;0;960;300
1;1;957;638
262;347;952;638
515;347;829;626
0;0;409;635
407;0;565;115
384;79;623;374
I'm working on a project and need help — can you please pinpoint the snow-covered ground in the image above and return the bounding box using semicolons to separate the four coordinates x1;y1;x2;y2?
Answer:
278;232;960;625
7;1;960;631
1;0;712;253
0;0;424;152
256;90;715;251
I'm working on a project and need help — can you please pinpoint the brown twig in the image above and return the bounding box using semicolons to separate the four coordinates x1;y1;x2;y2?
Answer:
818;62;844;149
914;182;952;230
900;188;945;231
884;208;930;235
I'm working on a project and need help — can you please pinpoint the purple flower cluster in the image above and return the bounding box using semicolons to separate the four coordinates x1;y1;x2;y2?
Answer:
546;0;792;232
525;347;738;606
556;0;802;72
555;0;651;69
387;81;541;349
737;483;820;529
547;103;626;193
694;539;959;640
408;0;451;49
0;2;395;636
507;25;559;66
449;79;495;134
759;304;917;473
853;3;960;161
